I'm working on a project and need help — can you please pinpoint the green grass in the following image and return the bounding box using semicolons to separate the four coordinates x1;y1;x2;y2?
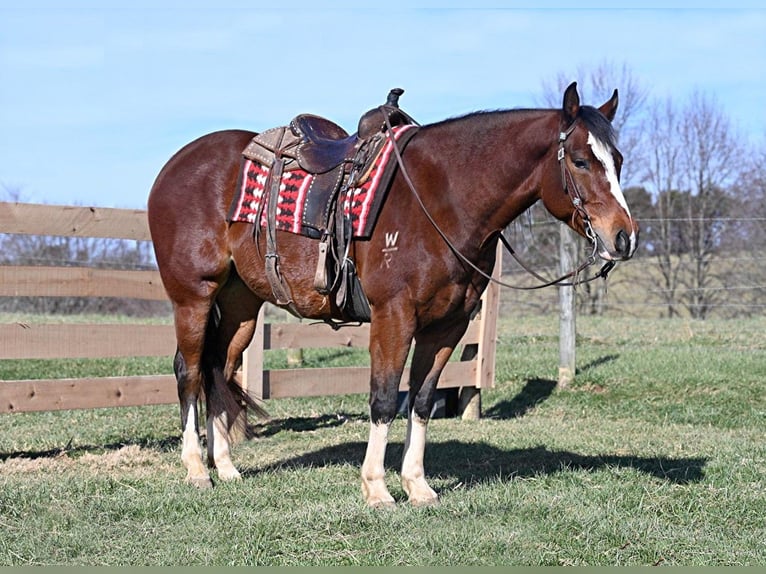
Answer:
1;316;765;565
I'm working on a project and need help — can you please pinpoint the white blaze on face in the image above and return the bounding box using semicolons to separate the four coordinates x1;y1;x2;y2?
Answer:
587;132;631;218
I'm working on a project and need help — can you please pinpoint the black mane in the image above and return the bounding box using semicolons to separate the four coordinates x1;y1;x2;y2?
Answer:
424;105;618;148
577;105;618;148
422;108;548;136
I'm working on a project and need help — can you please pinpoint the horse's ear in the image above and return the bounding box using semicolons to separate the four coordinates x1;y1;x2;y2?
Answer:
562;82;580;123
599;89;619;122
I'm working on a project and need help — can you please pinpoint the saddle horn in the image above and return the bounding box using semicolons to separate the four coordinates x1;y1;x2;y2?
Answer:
386;88;404;107
358;88;412;140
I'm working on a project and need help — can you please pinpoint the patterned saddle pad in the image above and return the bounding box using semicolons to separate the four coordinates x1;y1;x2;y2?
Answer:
227;124;418;239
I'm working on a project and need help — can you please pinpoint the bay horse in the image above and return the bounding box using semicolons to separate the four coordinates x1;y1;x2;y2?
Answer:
147;82;638;507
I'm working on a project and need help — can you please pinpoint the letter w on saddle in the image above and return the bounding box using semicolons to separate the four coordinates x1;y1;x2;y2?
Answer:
229;89;418;322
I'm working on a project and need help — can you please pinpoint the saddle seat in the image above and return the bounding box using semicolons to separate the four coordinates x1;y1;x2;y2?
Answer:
291;115;359;174
292;88;412;175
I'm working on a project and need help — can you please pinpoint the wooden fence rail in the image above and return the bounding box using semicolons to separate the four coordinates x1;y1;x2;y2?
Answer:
0;201;499;415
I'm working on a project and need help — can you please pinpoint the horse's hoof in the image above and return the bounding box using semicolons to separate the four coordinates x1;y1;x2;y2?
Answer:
402;477;438;506
368;498;397;510
409;495;440;508
187;476;213;489
362;479;396;508
217;467;242;482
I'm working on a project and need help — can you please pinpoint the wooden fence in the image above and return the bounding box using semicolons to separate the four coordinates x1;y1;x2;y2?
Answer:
0;202;499;415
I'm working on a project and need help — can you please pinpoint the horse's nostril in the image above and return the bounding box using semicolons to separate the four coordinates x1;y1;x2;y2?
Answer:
615;229;630;257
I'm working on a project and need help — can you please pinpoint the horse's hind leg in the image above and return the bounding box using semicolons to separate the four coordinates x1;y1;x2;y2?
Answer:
173;298;219;489
204;272;264;481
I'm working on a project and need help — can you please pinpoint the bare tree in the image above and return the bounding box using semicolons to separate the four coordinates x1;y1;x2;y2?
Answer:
638;92;745;318
640;97;684;317
722;135;766;316
677;91;742;318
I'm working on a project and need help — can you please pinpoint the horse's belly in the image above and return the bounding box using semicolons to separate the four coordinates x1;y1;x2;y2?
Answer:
228;225;341;320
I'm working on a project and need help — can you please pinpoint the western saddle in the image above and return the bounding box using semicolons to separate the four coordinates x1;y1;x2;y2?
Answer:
240;88;417;323
293;88;413;174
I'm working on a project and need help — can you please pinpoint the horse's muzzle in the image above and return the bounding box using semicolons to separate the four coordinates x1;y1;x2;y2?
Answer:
597;226;639;261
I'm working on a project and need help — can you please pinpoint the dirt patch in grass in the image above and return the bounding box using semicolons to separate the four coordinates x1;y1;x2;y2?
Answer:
79;444;164;472
1;444;172;478
0;451;77;474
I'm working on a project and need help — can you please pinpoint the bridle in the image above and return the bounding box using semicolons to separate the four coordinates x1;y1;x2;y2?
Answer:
382;110;616;291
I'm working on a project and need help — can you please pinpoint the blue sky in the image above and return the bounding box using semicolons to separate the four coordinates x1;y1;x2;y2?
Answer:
1;1;764;209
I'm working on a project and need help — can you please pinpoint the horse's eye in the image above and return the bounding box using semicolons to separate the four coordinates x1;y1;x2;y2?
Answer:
573;158;589;170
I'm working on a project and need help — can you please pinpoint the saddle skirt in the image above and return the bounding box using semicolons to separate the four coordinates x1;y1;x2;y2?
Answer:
227;123;418;239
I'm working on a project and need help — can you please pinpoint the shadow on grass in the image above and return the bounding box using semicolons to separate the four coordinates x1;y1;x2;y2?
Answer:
577;353;620;373
0;435;178;462
0;413;366;462
3;429;708;492
3;413;707;498
484;354;621;420
249;412;367;438
245;439;707;490
485;378;557;419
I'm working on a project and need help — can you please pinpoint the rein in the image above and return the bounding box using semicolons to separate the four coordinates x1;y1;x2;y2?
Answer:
382;111;615;291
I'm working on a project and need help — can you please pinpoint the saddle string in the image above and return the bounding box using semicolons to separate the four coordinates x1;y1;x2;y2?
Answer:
382;111;615;291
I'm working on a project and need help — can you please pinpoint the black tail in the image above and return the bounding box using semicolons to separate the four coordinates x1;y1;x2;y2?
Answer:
201;305;269;442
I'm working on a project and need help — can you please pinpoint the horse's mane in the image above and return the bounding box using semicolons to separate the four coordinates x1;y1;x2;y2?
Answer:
423;105;617;148
423;108;526;130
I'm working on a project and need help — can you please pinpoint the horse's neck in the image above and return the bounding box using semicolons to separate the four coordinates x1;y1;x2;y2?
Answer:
428;110;557;238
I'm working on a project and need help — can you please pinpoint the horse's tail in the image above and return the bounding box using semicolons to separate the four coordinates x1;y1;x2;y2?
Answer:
201;306;269;444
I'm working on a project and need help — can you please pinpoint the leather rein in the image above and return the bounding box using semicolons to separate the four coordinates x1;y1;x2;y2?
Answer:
382;110;616;291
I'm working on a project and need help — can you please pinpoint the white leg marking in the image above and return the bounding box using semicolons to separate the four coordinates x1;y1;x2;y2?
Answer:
401;415;438;505
181;404;211;488
208;411;241;481
361;421;395;507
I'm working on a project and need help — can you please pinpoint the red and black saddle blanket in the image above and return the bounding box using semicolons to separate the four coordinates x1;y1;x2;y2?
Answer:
227;124;418;239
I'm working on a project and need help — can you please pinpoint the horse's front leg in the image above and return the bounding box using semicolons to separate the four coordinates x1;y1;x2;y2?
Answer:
361;310;414;507
402;317;470;506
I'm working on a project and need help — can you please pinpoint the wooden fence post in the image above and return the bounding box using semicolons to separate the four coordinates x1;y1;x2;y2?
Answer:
459;242;502;420
284;311;304;367
242;306;266;399
558;224;577;387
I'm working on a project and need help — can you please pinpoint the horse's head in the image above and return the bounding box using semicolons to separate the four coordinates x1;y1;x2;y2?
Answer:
541;82;639;262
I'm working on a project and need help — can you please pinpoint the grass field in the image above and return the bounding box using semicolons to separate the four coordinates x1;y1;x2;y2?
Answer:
1;315;764;566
